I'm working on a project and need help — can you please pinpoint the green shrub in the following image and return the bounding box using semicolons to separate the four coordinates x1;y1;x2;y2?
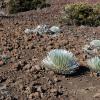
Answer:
8;0;50;14
62;3;100;26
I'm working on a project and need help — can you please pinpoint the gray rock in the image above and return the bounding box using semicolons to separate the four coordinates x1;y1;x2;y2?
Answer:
0;11;5;16
33;24;49;35
23;63;32;70
24;25;61;35
37;86;42;92
24;28;33;34
49;26;60;34
50;88;57;93
29;92;40;99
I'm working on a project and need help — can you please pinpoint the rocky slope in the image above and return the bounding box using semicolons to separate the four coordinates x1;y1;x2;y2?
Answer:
0;0;100;100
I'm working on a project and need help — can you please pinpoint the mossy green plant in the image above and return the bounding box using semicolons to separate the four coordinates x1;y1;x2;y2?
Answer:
62;3;100;26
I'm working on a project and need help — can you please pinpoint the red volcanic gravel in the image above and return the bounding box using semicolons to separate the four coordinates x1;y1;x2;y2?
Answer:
0;0;100;100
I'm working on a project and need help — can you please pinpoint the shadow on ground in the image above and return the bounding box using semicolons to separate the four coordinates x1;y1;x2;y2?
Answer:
65;66;90;77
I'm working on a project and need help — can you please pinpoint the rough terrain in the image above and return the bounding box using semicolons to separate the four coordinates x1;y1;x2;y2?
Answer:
0;0;100;100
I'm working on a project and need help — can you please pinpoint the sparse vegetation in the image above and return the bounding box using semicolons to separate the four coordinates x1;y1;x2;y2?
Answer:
62;3;100;26
8;0;50;14
1;0;100;99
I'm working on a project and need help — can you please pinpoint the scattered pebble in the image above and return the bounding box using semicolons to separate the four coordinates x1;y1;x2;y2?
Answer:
24;25;61;35
50;88;57;93
24;28;33;34
29;92;40;99
0;60;4;66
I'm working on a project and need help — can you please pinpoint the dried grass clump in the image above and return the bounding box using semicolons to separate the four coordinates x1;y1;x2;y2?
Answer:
62;3;100;26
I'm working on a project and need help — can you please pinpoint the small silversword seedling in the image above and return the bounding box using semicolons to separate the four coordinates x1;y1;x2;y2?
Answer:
90;40;100;49
87;56;100;76
42;49;79;74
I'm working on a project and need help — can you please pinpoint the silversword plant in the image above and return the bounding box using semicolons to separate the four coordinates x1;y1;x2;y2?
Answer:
42;49;79;74
87;56;100;75
90;40;100;49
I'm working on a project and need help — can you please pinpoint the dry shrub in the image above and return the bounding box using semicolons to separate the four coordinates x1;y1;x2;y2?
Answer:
62;3;100;26
8;0;50;14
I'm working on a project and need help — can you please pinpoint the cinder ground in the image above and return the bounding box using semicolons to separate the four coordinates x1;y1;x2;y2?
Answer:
0;0;100;100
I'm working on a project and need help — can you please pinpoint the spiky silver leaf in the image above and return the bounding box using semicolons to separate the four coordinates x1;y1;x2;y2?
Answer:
87;56;100;72
42;49;79;74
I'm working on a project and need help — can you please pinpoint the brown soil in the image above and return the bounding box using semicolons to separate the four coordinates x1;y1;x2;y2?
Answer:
0;0;100;100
